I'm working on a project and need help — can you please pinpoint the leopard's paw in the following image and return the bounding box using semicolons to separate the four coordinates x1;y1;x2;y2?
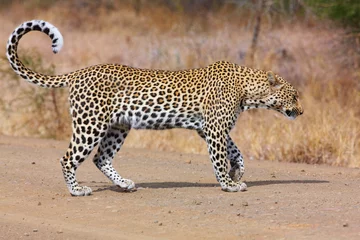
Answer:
116;178;136;192
221;181;247;192
70;186;92;196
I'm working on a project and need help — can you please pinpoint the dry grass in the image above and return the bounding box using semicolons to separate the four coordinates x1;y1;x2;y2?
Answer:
0;2;359;167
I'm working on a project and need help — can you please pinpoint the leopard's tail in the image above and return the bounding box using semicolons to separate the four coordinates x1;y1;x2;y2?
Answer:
6;20;69;88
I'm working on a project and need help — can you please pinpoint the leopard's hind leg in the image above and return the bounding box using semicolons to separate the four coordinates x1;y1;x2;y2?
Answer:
92;125;135;191
60;120;108;196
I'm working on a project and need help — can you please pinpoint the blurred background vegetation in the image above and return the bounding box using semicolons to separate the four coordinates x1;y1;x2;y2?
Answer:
0;0;359;167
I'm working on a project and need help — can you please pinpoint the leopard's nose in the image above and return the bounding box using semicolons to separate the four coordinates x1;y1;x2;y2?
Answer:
285;110;292;117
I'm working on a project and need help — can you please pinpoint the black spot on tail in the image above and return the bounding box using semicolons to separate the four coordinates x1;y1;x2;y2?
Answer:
11;35;16;43
41;21;45;27
7;46;11;55
33;25;41;31
52;38;58;43
49;33;54;39
26;22;33;27
16;27;24;34
44;27;50;34
10;63;17;70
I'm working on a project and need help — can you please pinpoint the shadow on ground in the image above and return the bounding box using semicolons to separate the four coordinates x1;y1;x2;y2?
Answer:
92;179;329;193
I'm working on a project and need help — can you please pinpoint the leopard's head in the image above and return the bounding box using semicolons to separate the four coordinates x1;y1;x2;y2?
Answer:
262;71;304;120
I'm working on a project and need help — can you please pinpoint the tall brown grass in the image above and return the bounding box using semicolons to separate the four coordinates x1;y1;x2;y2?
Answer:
0;2;359;167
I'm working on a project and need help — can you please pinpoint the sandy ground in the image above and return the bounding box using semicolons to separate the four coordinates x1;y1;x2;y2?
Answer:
0;135;359;240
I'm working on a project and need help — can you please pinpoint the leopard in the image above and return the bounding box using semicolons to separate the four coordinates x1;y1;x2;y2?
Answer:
6;20;303;196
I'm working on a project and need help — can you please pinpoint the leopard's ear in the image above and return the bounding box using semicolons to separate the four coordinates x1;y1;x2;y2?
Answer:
267;71;283;90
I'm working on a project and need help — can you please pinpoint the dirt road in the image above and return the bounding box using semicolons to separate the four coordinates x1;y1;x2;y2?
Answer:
0;135;359;240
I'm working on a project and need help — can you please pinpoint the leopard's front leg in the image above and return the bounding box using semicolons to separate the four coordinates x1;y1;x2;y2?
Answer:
202;125;247;192
227;136;245;183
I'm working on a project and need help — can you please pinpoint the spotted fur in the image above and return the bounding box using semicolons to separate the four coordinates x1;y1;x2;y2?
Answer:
6;20;303;196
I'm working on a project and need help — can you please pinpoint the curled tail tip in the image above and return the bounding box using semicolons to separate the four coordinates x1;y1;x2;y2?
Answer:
9;19;64;54
42;20;64;54
52;41;63;54
6;20;68;88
